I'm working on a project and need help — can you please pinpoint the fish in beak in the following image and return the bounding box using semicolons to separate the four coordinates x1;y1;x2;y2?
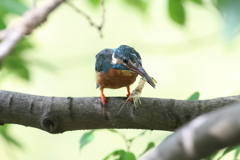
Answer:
126;63;156;88
113;45;156;88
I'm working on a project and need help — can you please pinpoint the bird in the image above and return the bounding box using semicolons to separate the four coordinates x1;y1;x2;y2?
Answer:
95;45;156;105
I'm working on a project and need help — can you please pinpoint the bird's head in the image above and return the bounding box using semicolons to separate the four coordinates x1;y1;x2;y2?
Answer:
112;45;156;88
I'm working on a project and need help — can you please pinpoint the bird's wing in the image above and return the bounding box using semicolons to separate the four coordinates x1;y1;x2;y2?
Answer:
95;49;113;73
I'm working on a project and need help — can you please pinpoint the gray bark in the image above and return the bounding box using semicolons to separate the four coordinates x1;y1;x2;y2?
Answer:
0;90;240;134
140;102;240;160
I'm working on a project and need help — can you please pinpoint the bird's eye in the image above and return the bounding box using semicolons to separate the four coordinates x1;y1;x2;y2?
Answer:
123;59;128;64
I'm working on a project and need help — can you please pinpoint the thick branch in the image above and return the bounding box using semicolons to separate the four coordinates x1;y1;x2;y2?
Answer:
0;90;239;134
140;103;240;160
0;0;64;60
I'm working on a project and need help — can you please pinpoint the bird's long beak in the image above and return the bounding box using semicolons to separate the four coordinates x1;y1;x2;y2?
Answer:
127;64;156;88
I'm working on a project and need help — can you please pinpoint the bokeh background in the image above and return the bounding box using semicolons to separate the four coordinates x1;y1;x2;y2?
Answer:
1;0;240;159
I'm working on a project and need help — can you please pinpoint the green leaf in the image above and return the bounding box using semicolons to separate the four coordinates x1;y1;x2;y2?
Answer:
9;38;33;58
190;0;203;5
0;124;23;149
138;130;147;136
168;0;186;25
103;150;122;160
87;0;100;7
124;152;136;160
124;0;149;12
1;38;33;81
187;92;200;100
209;151;219;160
217;145;240;160
3;38;33;59
202;151;218;160
3;56;26;69
0;19;6;30
1;131;22;148
13;38;33;54
139;142;155;157
234;147;240;159
14;65;30;80
104;150;136;160
108;129;119;133
0;124;9;133
79;130;96;150
0;0;28;15
2;55;30;80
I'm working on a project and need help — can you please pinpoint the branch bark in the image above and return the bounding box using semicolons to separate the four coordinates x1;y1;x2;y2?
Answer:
140;102;240;160
0;90;239;134
0;0;64;60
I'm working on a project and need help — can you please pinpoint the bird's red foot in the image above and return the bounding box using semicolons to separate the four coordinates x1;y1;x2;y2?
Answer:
126;86;133;101
101;94;106;105
100;89;107;105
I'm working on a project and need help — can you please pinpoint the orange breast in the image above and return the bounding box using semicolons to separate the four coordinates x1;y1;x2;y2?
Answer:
96;68;138;89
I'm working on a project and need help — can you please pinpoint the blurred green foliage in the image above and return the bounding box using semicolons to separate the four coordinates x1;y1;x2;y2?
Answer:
122;0;149;12
215;0;240;39
86;0;149;12
217;145;240;160
1;38;33;81
85;0;240;39
138;142;155;157
104;150;136;160
0;0;33;81
0;124;22;149
167;0;240;40
168;0;186;25
87;0;101;7
0;0;28;15
1;0;240;159
0;0;30;155
202;144;240;160
79;129;96;150
190;0;203;5
79;129;155;160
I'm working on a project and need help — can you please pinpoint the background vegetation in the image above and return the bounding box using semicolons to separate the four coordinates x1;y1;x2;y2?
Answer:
1;0;240;159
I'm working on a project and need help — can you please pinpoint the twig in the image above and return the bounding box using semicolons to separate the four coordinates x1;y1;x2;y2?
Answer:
65;0;105;38
100;0;105;31
0;0;65;60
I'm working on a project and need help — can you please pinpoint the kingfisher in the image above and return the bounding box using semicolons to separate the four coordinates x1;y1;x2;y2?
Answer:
95;45;156;105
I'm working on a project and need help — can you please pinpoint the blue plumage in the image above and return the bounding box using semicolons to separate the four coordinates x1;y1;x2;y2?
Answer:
114;45;142;66
95;49;113;73
95;45;156;104
112;63;129;70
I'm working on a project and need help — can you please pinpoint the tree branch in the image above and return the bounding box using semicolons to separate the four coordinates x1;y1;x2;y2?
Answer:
0;0;65;60
140;102;240;160
0;90;239;134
